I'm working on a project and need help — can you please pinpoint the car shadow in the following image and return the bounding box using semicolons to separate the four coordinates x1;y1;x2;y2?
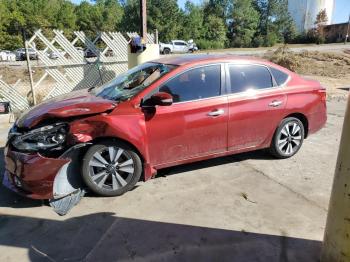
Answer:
157;149;274;177
338;87;350;91
0;212;322;262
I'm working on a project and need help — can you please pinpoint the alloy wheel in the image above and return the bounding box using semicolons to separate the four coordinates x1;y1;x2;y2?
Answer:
277;122;303;155
88;146;135;191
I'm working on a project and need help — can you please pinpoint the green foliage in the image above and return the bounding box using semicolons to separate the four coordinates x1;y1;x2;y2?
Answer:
253;0;297;46
0;0;319;51
180;1;204;41
147;0;182;42
228;0;259;47
196;39;225;49
203;15;227;44
120;0;182;42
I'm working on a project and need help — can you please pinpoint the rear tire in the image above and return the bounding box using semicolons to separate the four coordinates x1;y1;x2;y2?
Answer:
270;117;305;159
82;140;142;197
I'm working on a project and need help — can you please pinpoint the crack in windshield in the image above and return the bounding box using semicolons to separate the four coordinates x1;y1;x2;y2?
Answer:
92;62;177;101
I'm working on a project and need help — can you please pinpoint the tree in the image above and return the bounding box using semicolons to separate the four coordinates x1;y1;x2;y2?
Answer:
180;1;204;41
228;0;259;47
203;0;231;20
148;0;182;41
313;9;328;44
121;0;182;42
253;0;296;46
203;15;227;47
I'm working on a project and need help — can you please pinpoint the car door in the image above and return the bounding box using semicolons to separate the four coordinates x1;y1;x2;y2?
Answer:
144;64;228;166
179;41;189;53
226;64;287;151
173;42;183;53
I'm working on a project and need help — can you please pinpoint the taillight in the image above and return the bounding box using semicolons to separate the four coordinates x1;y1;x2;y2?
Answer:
318;88;327;104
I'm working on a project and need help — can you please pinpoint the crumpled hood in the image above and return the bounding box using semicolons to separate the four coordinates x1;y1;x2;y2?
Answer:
17;90;117;129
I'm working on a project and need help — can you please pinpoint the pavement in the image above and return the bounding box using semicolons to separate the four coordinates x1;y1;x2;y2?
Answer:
0;99;348;262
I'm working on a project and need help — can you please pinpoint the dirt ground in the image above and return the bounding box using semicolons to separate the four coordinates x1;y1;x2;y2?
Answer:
264;47;350;100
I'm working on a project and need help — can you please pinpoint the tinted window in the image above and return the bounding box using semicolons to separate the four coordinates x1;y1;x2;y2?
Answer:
229;65;273;94
269;67;289;86
174;42;186;46
159;65;221;102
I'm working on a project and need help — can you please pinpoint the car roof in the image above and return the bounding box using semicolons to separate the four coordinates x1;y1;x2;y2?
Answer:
152;54;271;67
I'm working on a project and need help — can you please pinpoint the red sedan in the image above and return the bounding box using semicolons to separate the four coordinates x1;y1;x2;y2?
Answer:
3;55;327;201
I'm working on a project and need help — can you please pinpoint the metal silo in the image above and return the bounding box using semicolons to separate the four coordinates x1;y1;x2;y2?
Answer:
288;0;335;32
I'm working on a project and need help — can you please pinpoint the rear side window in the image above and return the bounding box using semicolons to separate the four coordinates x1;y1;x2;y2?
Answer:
269;67;289;86
159;65;221;103
229;65;273;94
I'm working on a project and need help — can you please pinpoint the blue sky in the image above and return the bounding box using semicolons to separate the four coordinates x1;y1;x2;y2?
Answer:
71;0;349;24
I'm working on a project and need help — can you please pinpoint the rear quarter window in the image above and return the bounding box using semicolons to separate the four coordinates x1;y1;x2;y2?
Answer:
269;67;289;86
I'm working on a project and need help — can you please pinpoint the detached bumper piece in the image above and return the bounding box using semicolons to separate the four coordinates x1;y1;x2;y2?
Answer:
49;189;85;216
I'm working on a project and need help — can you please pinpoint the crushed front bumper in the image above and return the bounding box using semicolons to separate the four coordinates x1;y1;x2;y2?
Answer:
3;145;81;200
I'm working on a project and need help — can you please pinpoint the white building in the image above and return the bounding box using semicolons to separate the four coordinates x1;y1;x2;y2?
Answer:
288;0;335;32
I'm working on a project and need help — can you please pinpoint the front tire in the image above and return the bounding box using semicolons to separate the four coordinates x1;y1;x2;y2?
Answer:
270;117;305;159
82;141;142;197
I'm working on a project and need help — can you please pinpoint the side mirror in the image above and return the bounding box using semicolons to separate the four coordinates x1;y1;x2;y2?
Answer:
148;92;173;106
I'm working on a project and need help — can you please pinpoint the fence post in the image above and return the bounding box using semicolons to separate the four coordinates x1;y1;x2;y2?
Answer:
321;95;350;261
154;29;159;44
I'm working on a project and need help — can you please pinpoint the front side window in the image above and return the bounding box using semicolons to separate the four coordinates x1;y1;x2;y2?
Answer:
93;62;176;101
159;65;221;103
229;65;273;94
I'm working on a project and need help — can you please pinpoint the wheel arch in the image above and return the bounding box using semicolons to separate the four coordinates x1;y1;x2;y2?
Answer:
284;113;309;138
88;136;145;164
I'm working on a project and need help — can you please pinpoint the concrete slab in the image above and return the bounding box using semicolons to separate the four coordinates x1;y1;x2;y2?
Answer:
0;100;346;262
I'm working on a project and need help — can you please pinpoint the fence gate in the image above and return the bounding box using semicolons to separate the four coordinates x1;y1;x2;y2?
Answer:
0;29;155;112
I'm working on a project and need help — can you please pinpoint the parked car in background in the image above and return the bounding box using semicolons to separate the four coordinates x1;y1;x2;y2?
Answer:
0;50;16;61
159;40;198;54
15;48;38;61
48;49;66;59
3;55;327;202
84;48;103;58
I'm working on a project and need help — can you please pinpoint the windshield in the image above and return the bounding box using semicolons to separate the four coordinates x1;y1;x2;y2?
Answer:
93;62;177;101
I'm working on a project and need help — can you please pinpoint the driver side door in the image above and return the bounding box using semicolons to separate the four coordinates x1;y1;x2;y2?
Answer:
144;64;228;167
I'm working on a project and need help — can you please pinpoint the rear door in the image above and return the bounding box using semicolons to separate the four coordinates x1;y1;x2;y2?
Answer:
226;64;287;151
144;64;228;166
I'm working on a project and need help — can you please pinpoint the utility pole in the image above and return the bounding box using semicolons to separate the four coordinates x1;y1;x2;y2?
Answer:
345;14;350;44
321;96;350;261
21;28;36;106
140;0;147;41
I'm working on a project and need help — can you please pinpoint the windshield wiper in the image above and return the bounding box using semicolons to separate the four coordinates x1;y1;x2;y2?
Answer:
88;86;96;92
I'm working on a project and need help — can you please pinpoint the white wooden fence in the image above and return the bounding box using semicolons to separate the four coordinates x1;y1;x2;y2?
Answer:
0;29;155;111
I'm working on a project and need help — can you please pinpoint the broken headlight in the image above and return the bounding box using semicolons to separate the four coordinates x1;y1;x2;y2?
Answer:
12;123;68;152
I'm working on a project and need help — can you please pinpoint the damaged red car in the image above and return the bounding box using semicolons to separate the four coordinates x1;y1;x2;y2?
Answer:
3;55;327;203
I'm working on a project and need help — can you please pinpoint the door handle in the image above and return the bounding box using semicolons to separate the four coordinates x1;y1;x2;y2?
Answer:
208;109;225;117
269;100;283;107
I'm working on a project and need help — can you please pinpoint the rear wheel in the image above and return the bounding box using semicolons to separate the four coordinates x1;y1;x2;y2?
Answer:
270;117;304;159
82;141;142;196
